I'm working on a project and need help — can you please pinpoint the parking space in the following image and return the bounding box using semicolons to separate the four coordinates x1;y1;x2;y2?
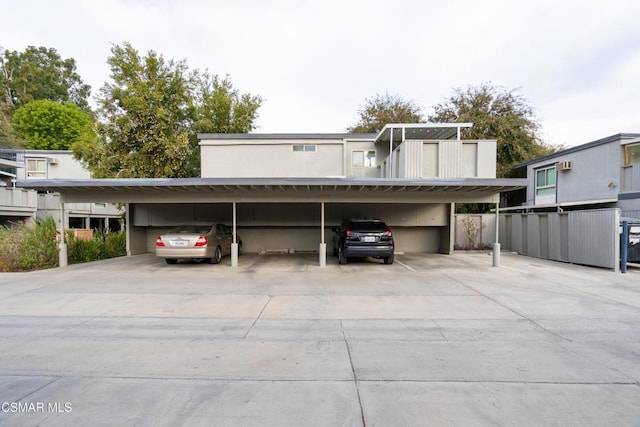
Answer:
0;253;639;425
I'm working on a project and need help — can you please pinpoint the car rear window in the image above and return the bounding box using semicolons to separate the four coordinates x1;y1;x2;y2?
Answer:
171;226;212;234
348;221;388;231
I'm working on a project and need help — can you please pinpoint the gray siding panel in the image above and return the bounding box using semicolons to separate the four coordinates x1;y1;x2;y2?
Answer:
499;209;619;271
568;209;619;269
438;141;461;178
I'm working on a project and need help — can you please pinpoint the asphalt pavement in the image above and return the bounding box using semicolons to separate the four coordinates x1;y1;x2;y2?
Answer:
0;252;638;426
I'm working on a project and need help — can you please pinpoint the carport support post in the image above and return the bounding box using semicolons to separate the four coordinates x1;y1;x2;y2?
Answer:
493;202;501;267
58;198;68;267
231;202;238;267
319;202;326;267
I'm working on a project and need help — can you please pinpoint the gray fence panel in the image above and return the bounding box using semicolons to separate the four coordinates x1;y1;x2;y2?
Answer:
527;215;540;258
568;209;619;270
499;208;619;271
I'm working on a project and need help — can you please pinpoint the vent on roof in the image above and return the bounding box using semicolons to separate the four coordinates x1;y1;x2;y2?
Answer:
555;161;572;171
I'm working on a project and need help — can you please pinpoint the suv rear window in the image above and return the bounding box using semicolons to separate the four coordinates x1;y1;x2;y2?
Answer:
348;221;387;231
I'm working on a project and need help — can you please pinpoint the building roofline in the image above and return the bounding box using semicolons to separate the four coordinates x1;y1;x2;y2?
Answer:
198;133;377;140
16;177;526;189
514;133;640;169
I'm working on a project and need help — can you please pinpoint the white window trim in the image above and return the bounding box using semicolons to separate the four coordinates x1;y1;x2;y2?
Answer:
26;158;47;179
351;149;376;168
623;142;640;166
534;165;557;205
292;144;316;152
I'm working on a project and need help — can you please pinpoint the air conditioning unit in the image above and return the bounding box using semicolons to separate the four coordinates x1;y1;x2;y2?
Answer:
555;161;572;171
47;157;59;165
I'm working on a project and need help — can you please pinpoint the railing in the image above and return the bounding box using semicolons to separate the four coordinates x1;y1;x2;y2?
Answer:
0;187;38;210
0;149;26;163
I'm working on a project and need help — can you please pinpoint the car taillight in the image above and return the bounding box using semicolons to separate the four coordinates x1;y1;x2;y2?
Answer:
156;236;165;247
345;227;352;237
383;227;392;237
194;236;208;247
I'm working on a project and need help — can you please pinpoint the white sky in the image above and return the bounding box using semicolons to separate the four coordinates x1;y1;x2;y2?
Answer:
2;0;639;147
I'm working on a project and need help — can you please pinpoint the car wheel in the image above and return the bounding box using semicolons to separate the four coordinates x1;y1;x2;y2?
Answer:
384;253;394;265
210;246;222;264
338;246;347;265
165;258;177;265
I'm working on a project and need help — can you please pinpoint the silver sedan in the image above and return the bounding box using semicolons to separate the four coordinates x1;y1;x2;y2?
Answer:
155;224;241;264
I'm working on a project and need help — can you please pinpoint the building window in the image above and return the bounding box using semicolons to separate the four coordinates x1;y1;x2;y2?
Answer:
535;166;556;196
624;143;640;165
94;202;107;208
292;144;316;152
26;158;47;178
352;150;376;167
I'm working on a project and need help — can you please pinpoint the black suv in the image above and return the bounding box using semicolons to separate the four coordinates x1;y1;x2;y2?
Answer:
332;219;394;265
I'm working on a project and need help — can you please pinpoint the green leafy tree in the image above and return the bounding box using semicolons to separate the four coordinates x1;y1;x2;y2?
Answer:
0;46;91;111
429;83;555;177
13;100;94;150
75;42;263;178
184;73;263;175
348;93;423;133
86;42;195;178
193;73;263;134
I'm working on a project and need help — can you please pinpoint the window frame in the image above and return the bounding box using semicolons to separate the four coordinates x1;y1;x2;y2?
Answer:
351;150;376;168
624;142;640;166
26;158;47;179
535;165;556;196
292;144;316;152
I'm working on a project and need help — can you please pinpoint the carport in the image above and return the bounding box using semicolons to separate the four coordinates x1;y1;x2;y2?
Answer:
17;177;526;267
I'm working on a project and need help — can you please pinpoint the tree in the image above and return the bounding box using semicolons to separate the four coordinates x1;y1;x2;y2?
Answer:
428;83;555;177
348;93;423;133
13;100;94;150
193;73;263;134
74;42;263;178
186;73;263;175
0;46;91;112
81;43;194;178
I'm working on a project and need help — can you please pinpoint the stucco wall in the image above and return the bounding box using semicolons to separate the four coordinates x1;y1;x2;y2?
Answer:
201;141;344;178
19;151;90;180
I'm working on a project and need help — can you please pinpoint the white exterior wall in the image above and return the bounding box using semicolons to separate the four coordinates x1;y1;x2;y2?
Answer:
18;150;90;180
346;140;379;178
15;151;121;228
201;140;344;178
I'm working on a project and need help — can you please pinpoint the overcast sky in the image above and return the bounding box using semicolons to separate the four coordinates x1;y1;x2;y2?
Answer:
2;0;639;147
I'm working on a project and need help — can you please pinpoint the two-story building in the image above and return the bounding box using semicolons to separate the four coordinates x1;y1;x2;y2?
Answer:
17;123;526;266
512;133;640;217
0;149;122;229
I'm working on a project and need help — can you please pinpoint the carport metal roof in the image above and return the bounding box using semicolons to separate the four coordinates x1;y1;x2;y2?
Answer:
374;123;473;143
17;177;526;204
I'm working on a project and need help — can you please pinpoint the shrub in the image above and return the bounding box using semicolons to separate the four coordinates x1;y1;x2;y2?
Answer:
104;231;126;259
0;217;58;272
67;229;126;264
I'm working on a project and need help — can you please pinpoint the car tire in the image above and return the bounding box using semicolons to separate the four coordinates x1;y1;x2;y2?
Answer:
165;258;177;265
338;246;347;265
210;246;222;264
384;253;394;265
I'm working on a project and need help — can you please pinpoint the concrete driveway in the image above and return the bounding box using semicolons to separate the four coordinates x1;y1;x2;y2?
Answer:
0;253;639;426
